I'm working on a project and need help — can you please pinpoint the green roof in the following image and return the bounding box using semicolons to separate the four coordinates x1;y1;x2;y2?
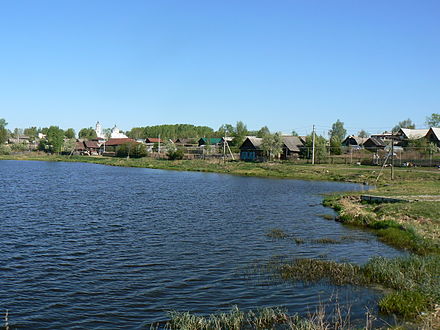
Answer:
199;138;222;144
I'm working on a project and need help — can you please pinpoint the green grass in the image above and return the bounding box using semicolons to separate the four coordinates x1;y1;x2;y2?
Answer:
271;255;440;320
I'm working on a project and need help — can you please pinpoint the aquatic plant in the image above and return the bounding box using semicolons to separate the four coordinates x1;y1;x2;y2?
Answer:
266;228;289;239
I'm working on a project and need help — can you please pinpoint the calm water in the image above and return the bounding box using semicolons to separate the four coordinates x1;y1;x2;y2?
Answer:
0;160;405;328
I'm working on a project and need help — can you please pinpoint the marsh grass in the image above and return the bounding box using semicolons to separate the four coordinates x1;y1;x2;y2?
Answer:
270;255;440;320
158;303;376;330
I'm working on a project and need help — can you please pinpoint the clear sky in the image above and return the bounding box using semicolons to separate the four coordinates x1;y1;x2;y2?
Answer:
0;0;439;136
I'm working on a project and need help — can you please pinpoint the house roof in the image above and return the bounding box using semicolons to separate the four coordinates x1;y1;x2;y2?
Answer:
105;138;135;146
282;136;304;152
146;138;162;143
428;127;440;140
199;137;222;145
84;141;99;148
75;141;86;150
244;137;263;148
365;137;386;147
398;128;429;140
342;135;368;145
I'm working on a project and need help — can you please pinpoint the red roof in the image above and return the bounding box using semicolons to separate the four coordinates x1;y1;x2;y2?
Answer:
105;138;135;146
146;138;162;143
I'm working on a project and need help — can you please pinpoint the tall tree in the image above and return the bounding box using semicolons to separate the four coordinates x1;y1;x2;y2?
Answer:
357;130;369;138
301;134;328;163
218;124;235;136
291;130;299;136
64;128;76;139
232;121;248;147
426;113;440;127
24;127;38;141
0;118;8;144
392;118;415;133
261;132;283;160
46;126;65;153
78;127;97;140
256;126;270;138
329;119;346;142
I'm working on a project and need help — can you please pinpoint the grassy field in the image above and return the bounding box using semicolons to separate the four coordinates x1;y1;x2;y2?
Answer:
2;153;440;327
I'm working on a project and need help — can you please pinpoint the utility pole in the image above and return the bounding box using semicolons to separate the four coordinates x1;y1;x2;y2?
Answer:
391;132;394;180
223;134;226;163
312;124;316;165
158;134;161;154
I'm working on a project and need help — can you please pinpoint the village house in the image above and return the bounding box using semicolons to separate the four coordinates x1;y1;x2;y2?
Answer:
239;137;264;161
101;138;135;154
363;137;386;152
342;135;367;148
239;136;304;161
198;138;223;147
425;127;440;147
281;136;304;160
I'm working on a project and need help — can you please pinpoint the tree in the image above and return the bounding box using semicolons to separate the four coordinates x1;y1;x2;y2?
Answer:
232;121;248;147
64;128;76;139
329;119;346;142
301;134;328;163
24;127;38;141
218;124;235;136
392;119;415;133
358;130;369;138
78;127;97;140
13;128;24;138
62;138;76;154
0;118;8;144
261;132;283;161
45;126;65;153
426;113;440;127
116;142;147;158
329;137;342;155
256;126;270;138
291;130;299;136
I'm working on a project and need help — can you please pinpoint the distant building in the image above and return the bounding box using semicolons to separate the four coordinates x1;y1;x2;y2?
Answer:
426;127;440;147
342;136;368;147
95;121;128;139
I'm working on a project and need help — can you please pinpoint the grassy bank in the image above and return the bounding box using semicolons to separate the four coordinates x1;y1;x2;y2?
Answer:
2;153;440;184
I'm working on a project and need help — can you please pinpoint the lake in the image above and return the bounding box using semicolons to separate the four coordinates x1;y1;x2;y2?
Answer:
0;160;405;328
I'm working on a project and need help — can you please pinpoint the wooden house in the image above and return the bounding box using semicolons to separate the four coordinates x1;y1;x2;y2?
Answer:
363;137;386;151
84;141;100;155
342;135;367;147
281;136;304;159
425;127;440;147
239;137;264;161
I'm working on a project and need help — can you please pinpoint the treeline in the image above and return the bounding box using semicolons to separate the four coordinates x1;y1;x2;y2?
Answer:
127;124;215;140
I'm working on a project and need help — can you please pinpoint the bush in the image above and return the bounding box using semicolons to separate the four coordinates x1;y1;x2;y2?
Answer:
116;142;148;158
0;144;11;155
167;148;184;160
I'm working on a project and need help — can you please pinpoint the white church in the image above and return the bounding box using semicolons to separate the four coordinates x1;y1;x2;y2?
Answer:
95;121;128;139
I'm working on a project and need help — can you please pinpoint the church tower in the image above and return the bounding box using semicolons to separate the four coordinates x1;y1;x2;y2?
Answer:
95;121;103;138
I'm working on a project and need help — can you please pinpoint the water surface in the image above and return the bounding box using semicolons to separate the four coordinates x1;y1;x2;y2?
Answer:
0;160;405;328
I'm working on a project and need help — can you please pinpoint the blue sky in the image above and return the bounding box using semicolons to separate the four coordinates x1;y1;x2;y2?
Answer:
0;0;439;136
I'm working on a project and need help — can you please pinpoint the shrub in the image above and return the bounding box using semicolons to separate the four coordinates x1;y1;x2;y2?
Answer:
167;148;184;160
116;142;148;158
